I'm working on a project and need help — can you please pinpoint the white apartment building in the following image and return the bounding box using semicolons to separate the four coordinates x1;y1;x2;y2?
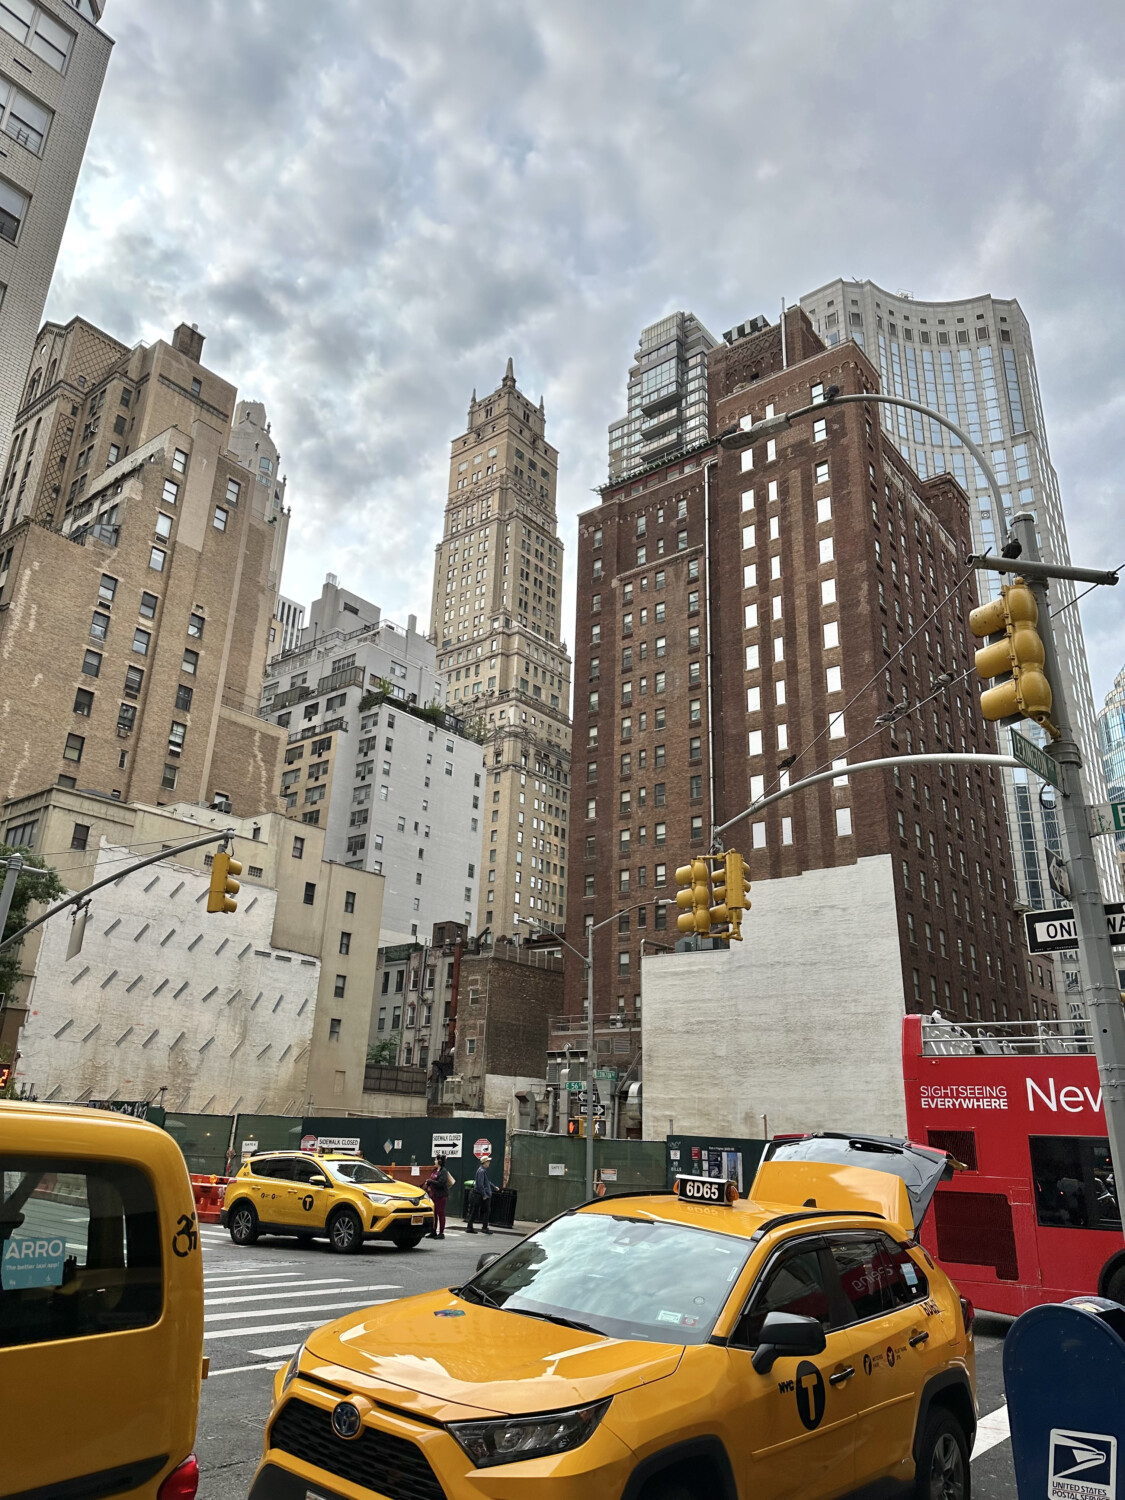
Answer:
800;278;1122;913
0;0;112;445
607;311;717;481
262;576;484;946
276;596;305;653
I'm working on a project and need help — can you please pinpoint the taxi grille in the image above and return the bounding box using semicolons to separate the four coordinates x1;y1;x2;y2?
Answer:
270;1397;446;1500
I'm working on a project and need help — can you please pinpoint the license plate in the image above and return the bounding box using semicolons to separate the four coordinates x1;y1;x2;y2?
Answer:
411;1214;424;1225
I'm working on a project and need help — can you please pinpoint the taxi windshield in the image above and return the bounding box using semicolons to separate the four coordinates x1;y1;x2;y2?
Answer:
322;1159;393;1186
464;1210;750;1345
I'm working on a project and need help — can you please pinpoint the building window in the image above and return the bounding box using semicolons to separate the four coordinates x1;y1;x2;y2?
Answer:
212;507;228;531
138;591;158;620
72;687;93;717
226;478;241;505
344;890;356;913
63;733;84;763
328;1017;342;1041
334;974;347;998
172;448;188;474
162;478;179;505
292;836;304;859
179;648;199;676
82;649;101;677
148;547;166;573
303;881;316;904
690;815;703;840
123;665;144;699
187;612;204;638
0;178;29;245
160;764;178;790
175;684;193;712
168;721;186;756
70;822;90;851
154;508;172;539
131;628;150;656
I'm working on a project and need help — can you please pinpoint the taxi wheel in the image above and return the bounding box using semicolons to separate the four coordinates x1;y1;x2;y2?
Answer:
392;1233;424;1251
916;1410;970;1500
229;1202;259;1246
328;1207;364;1254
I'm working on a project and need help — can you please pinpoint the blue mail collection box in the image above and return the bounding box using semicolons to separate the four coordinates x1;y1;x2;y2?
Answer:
1004;1296;1125;1500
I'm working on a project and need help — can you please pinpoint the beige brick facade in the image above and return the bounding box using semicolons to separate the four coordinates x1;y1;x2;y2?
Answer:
0;318;287;816
429;361;572;940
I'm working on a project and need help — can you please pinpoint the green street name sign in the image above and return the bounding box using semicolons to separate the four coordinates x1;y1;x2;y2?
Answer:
1114;801;1125;834
564;1080;585;1092
595;1069;617;1080
1009;728;1061;790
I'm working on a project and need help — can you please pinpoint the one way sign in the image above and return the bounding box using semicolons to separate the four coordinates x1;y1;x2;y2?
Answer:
1024;902;1125;954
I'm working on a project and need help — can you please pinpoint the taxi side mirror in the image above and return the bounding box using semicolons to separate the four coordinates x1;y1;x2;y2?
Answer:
750;1312;827;1374
309;1175;327;1187
476;1253;499;1272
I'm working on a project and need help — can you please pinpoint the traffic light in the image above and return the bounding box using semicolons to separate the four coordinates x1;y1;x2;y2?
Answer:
715;850;752;941
969;579;1057;735
206;851;241;914
676;859;712;935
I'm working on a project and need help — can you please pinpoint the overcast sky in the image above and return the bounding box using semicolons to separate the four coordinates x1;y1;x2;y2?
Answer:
46;0;1124;705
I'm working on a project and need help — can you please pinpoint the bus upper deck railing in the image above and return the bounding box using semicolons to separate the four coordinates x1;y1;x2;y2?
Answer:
920;1017;1094;1058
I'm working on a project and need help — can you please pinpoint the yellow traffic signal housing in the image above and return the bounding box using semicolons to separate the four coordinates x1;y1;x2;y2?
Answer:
675;859;712;935
968;580;1057;737
721;850;752;940
206;851;242;914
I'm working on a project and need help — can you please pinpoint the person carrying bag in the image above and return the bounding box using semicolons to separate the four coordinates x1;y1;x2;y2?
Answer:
424;1155;453;1239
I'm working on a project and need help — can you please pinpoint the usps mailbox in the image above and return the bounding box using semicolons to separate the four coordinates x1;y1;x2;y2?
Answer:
1004;1296;1125;1500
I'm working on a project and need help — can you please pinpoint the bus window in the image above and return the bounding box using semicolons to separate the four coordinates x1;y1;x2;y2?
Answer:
1030;1136;1120;1231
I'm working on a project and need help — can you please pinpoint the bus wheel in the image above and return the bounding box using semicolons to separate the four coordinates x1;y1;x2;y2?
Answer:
1100;1254;1125;1306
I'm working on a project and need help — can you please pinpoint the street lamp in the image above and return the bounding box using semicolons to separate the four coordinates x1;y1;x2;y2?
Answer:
718;385;1008;552
517;901;671;1199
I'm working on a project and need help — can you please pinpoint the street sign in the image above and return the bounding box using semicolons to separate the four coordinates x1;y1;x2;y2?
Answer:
594;1069;617;1080
1024;901;1125;954
1047;849;1071;900
1010;728;1062;790
1090;802;1125;837
564;1080;585;1092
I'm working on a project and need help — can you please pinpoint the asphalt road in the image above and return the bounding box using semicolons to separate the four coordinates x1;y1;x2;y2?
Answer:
193;1218;1018;1500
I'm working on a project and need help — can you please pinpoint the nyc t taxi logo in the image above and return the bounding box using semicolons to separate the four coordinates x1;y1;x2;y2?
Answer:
1049;1430;1117;1500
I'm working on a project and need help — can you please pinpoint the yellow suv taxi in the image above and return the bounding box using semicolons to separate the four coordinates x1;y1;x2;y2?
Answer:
222;1151;434;1253
247;1132;975;1500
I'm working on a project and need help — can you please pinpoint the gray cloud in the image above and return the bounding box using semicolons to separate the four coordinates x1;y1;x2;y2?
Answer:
46;0;1124;702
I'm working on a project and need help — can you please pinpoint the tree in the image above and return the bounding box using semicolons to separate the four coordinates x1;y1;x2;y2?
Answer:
366;1033;401;1067
0;843;66;1097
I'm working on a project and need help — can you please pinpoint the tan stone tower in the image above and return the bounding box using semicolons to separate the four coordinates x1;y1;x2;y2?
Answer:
430;360;572;938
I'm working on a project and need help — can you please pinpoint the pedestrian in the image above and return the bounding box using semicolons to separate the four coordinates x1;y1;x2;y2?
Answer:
465;1151;495;1235
425;1155;453;1240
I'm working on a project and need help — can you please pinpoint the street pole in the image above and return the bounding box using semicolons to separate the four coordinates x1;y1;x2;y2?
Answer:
0;854;25;944
586;924;595;1199
1006;512;1125;1208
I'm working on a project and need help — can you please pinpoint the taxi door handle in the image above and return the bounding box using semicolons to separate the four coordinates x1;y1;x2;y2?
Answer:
909;1332;930;1347
829;1367;855;1385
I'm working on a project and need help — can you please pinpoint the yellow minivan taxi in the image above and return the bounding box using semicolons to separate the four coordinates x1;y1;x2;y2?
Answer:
248;1132;976;1500
0;1100;204;1499
222;1151;434;1252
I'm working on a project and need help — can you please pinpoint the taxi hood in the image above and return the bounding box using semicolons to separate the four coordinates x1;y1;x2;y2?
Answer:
303;1288;684;1419
752;1133;954;1233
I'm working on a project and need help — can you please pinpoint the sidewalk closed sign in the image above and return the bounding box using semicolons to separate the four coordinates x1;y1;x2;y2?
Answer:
315;1137;361;1153
2;1235;66;1290
431;1133;463;1159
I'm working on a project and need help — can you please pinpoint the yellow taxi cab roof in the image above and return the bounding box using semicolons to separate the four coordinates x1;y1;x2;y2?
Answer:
0;1098;165;1135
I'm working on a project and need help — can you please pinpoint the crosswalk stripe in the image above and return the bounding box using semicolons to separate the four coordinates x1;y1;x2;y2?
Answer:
972;1404;1010;1460
203;1303;393;1341
205;1295;398;1324
249;1344;301;1358
205;1283;397;1308
204;1267;303;1280
204;1277;346;1296
208;1361;287;1377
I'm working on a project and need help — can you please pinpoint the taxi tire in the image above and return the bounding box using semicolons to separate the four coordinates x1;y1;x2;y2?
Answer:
914;1409;971;1500
229;1201;259;1246
328;1207;364;1254
392;1232;424;1250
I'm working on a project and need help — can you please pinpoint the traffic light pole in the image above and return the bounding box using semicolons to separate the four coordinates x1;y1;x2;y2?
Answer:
998;513;1125;1217
0;827;235;956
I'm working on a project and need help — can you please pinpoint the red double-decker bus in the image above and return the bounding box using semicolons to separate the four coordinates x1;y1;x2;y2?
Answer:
901;1013;1124;1315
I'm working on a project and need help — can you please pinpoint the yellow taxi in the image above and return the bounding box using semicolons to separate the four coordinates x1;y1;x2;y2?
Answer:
1;1099;204;1499
222;1150;435;1252
247;1132;976;1500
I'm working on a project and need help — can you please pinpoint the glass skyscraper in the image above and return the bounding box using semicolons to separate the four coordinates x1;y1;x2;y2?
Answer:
800;278;1121;914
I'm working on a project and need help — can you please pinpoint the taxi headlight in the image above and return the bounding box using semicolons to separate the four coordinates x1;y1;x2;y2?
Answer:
448;1398;611;1469
281;1340;305;1394
363;1191;399;1205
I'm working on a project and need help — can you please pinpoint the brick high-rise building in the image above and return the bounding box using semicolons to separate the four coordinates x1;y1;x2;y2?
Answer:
430;360;572;939
799;278;1121;913
0;317;287;813
0;0;112;445
562;310;1055;1086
